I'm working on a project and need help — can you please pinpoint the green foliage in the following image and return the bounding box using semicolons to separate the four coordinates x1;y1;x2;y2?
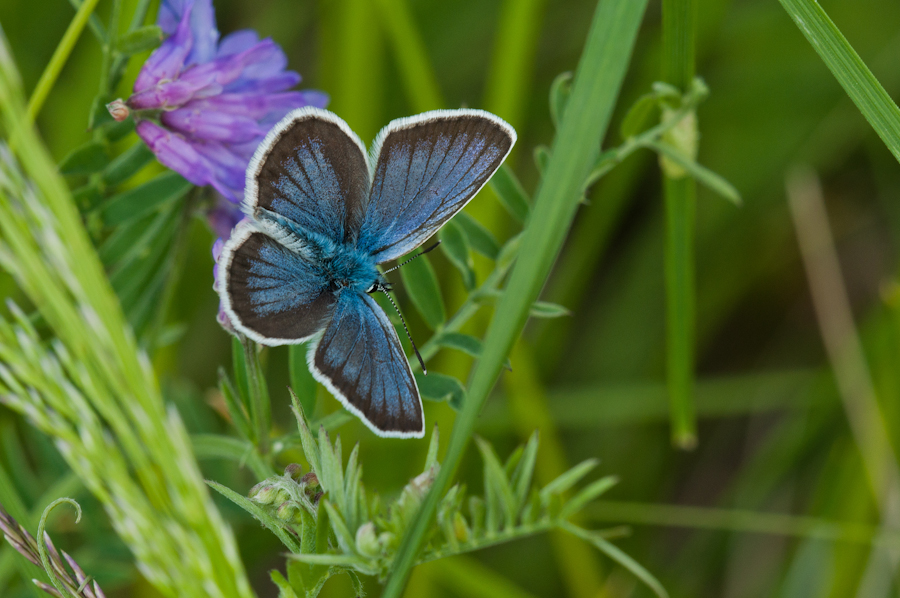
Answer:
210;395;662;597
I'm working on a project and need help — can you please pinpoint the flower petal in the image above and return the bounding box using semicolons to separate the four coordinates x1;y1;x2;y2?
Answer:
161;108;264;143
158;0;219;64
134;7;194;91
136;121;215;188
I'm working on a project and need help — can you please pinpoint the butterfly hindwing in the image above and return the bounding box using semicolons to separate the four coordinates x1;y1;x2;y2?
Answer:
358;109;516;264
310;290;424;438
246;107;370;245
220;221;336;344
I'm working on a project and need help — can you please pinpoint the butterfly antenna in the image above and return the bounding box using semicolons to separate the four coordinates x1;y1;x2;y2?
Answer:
383;241;442;274
377;286;428;375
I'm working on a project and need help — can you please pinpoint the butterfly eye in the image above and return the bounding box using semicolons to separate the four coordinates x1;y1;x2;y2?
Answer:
366;283;378;293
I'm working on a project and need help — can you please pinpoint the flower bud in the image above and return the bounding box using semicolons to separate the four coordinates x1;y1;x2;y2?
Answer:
248;484;280;505
276;501;305;525
300;472;319;488
106;99;130;122
284;463;303;481
355;522;380;558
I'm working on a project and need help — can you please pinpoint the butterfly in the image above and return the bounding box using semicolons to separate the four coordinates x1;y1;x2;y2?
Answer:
218;107;516;438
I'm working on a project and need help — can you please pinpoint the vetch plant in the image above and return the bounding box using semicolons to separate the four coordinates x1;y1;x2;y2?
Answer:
205;390;665;598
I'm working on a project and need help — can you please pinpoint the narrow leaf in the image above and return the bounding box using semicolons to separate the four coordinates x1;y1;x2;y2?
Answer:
454;211;500;259
59;141;109;175
511;432;539;509
533;145;550;175
475;437;518;529
206;481;301;553
488;164;530;223
540;458;599;502
322;500;356;554
216;368;253;441
100;172;191;226
559;475;619;520
648;140;741;205
437;332;483;358
269;570;300;598
620;92;659;139
289;388;321;475
289;343;317;417
563;523;669;598
440;220;475;290
529;301;571;319
399;253;445;330
415;373;466;410
549;71;574;129
116;25;163;55
102;142;155;187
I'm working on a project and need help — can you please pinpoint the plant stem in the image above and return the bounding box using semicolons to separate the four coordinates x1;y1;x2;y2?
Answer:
26;0;102;122
381;0;648;594
661;0;698;449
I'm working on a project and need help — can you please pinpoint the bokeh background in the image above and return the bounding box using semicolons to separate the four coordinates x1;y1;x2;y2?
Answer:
2;0;900;596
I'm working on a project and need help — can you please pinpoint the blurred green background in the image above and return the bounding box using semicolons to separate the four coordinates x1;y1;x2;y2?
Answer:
3;0;900;596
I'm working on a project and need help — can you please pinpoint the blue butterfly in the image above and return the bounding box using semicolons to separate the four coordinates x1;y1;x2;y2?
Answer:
218;108;516;438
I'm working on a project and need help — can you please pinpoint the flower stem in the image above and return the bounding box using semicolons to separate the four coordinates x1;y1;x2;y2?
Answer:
661;0;699;450
26;0;102;122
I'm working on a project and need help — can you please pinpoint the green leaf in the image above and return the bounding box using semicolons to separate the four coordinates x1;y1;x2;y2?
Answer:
191;433;272;480
533;145;550;175
437;332;510;370
289;388;321;475
269;570;300;598
620;92;659;139
100;172;192;226
206;481;302;553
102;142;155;187
217;367;253;442
559;475;619;520
454;211;500;259
562;523;669;598
510;432;539;509
322;500;357;554
778;0;900;164
437;332;483;358
72;183;102;211
424;425;440;472
440;220;475;290
647;140;741;205
415;372;466;410
540;458;599;502
475;436;517;530
549;71;574;129
232;336;252;415
59;140;109;175
529;301;571;319
289;343;318;418
399;253;445;330
116;25;163;55
488;164;530;223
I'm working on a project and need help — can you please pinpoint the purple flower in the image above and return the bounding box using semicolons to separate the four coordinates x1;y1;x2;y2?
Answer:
124;0;328;202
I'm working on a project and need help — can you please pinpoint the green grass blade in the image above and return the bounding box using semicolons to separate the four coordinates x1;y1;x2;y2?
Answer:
373;0;444;111
26;0;102;121
484;0;549;131
381;1;649;594
778;0;900;163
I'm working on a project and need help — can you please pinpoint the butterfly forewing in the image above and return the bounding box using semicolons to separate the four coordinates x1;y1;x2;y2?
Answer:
246;107;370;245
359;110;516;264
221;222;336;344
310;291;424;438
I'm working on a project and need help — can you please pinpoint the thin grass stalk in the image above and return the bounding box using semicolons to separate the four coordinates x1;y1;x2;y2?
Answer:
777;0;900;164
382;1;649;594
26;0;102;122
661;0;698;449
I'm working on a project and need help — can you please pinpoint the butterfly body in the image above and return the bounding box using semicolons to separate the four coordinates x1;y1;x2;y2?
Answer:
219;107;515;438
